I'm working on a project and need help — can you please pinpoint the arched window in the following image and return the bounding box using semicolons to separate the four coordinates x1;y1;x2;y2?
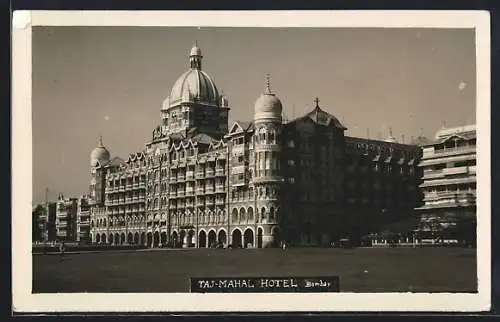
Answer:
248;207;254;221
270;207;275;220
261;207;266;220
269;131;275;143
103;218;107;227
239;207;246;222
265;151;271;170
232;208;238;222
259;151;265;171
259;128;266;142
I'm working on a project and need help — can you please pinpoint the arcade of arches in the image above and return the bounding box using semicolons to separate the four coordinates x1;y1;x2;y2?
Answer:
91;225;280;248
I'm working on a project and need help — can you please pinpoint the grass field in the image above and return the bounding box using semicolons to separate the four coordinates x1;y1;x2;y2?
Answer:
32;247;477;293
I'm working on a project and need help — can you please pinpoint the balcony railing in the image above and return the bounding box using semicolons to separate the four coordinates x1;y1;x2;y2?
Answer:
196;171;205;179
205;186;214;194
215;168;225;176
215;185;225;193
186;172;195;180
443;166;469;176
178;190;185;197
169;176;177;183
185;189;194;196
205;169;215;178
434;146;476;155
196;188;205;194
178;174;185;181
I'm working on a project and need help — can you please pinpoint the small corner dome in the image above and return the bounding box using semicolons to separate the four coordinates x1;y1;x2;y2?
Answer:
254;92;282;115
90;137;110;166
254;75;282;117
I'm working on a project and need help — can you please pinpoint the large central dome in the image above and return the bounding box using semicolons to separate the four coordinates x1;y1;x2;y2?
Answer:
166;43;220;109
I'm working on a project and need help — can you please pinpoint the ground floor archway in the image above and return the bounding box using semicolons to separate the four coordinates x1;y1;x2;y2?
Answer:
244;228;254;248
257;227;263;248
147;232;152;246
218;230;227;246
186;230;195;247
127;232;133;244
232;229;242;248
101;233;107;244
172;231;179;248
140;232;146;245
120;233;126;245
96;234;101;243
208;230;217;247
134;232;139;245
199;230;207;248
161;232;167;246
115;233;120;245
154;231;160;247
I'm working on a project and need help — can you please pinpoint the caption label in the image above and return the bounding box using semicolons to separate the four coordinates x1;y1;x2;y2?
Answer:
190;276;340;293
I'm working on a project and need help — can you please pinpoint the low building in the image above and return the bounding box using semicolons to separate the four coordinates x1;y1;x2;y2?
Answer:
76;195;92;243
415;124;477;245
55;194;78;242
32;202;56;242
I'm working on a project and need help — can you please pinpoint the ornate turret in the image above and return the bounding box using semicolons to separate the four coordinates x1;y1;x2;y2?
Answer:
253;74;283;124
251;74;283;248
89;135;109;205
90;135;110;167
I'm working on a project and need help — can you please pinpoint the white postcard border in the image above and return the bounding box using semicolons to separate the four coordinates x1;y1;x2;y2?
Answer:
12;10;491;313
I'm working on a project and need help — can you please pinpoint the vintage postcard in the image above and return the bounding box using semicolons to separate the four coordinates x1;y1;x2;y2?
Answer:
12;10;491;312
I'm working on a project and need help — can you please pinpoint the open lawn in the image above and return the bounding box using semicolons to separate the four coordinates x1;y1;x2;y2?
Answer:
33;247;477;293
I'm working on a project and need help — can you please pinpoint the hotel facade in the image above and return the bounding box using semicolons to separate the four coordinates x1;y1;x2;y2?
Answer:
87;44;423;248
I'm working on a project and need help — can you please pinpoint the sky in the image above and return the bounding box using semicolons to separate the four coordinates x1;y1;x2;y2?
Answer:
32;27;476;204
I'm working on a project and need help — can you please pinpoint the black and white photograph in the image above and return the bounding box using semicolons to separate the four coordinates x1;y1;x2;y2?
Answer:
12;11;491;312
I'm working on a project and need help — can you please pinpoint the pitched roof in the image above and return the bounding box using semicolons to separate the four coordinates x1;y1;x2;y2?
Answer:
293;105;347;130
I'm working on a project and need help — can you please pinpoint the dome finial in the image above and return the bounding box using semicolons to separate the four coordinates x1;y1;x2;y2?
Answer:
189;42;202;69
265;73;272;95
98;134;103;147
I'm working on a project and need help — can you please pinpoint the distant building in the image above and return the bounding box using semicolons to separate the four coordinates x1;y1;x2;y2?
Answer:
32;202;56;242
415;124;476;243
84;43;423;248
55;194;78;241
76;195;92;243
